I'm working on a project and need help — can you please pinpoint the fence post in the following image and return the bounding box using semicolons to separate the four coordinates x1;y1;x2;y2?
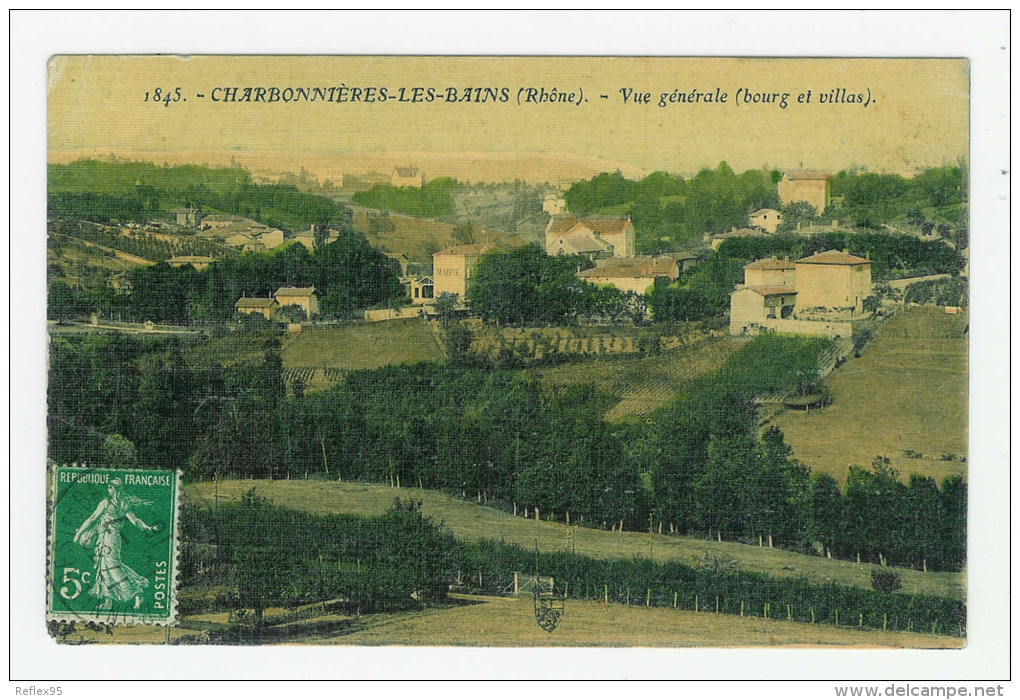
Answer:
764;602;768;619
604;584;608;604
535;507;540;521
646;589;650;607
811;608;815;623
835;609;839;626
716;597;720;614
514;572;518;595
859;613;863;628
787;604;791;621
883;613;887;631
673;592;677;609
626;588;630;606
740;601;744;617
513;503;517;517
695;595;698;612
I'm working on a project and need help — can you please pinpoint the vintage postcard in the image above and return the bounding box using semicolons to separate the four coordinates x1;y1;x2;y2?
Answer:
43;53;972;655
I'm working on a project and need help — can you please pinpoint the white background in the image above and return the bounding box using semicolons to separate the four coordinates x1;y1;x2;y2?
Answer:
7;9;1012;691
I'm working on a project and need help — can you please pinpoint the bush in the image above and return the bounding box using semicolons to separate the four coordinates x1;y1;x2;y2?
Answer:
871;568;902;594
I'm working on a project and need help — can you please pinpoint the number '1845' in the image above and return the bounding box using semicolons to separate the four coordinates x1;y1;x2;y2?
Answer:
144;88;183;106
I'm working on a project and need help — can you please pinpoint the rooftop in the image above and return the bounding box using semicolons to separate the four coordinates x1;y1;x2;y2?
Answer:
579;255;678;279
783;169;832;181
274;286;318;297
744;285;798;297
744;257;795;271
796;249;871;266
547;216;633;236
235;297;276;308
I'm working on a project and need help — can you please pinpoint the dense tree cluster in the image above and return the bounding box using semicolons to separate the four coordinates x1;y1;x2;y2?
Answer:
47;232;405;323
352;178;459;218
565;165;781;251
181;494;457;626
467;245;633;325
564;164;967;254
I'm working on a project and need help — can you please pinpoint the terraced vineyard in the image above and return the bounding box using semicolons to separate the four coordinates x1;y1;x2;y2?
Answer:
528;335;745;421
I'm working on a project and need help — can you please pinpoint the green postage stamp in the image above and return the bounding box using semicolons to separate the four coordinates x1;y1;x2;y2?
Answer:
47;466;181;626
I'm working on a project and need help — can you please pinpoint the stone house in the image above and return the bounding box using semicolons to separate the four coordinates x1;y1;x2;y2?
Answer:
274;287;320;317
235;297;278;320
793;250;872;314
778;170;831;214
577;255;681;295
546;216;636;259
749;208;783;233
391;167;424;188
171;208;203;228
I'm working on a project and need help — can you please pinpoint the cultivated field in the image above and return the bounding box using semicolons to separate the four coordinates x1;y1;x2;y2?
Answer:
184;480;965;600
771;307;968;485
529;335;743;421
281;320;444;391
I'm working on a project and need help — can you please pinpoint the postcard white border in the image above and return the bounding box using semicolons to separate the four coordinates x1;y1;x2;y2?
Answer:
9;9;1011;689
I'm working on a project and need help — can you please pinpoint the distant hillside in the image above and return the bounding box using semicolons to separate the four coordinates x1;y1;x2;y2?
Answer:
48;159;351;231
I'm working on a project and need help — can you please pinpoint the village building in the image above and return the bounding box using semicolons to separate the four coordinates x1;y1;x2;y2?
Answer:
545;216;636;259
274;287;320;317
200;214;248;230
729;249;871;337
778;170;831;214
171;207;203;228
729;286;798;335
793;250;872;314
225;228;285;252
390;167;424;188
577;255;682;295
748;208;783;233
432;238;528;299
167;255;216;271
234;297;278;320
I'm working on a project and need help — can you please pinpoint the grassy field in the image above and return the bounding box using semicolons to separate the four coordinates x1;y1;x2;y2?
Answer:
529;336;743;421
326;593;961;648
56;593;960;648
184;480;964;600
280;320;444;391
771;307;968;485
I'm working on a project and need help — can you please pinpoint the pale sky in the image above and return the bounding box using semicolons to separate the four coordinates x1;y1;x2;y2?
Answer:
48;56;969;180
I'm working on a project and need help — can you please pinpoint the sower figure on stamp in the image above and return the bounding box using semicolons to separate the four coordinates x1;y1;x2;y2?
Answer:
73;478;158;611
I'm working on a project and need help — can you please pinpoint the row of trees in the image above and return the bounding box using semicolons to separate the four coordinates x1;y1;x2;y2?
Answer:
47;331;968;571
177;493;963;637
